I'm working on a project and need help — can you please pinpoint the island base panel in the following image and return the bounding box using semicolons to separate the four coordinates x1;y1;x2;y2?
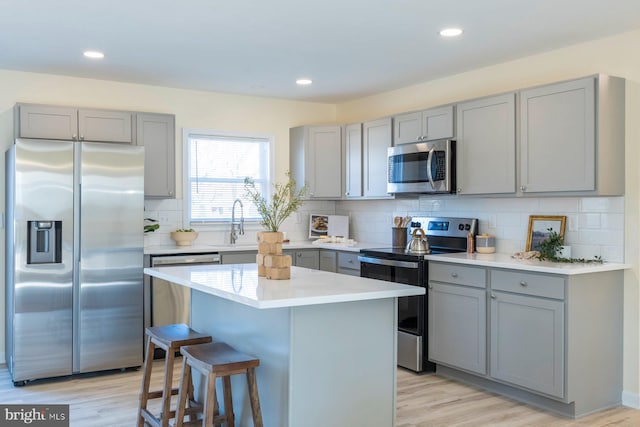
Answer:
191;291;398;427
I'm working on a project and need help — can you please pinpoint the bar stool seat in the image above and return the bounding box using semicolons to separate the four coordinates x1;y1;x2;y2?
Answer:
137;324;212;427
175;341;263;427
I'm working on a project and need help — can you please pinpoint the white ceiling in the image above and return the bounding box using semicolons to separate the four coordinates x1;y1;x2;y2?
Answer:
2;0;640;103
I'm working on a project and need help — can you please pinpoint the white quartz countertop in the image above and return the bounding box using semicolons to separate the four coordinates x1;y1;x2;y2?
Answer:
425;252;630;275
144;264;424;309
144;241;378;255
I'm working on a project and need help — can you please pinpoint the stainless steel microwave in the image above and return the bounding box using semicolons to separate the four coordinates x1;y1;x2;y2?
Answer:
387;139;456;194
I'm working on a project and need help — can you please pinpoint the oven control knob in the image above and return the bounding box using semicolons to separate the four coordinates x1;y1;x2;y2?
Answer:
458;224;464;231
465;224;470;231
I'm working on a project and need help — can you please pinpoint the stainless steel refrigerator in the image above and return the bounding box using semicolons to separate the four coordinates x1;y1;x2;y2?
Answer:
5;138;144;385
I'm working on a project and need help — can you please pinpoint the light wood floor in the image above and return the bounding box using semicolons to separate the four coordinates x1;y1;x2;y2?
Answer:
1;360;639;426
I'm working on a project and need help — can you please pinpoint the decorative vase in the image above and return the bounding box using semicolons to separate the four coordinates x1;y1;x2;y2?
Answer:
256;231;291;279
170;231;198;246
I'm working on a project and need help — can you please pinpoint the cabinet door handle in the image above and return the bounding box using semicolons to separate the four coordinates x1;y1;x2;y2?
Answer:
520;185;526;192
72;134;78;141
457;188;462;194
520;281;528;287
491;293;497;299
416;136;421;141
451;272;458;278
428;284;433;290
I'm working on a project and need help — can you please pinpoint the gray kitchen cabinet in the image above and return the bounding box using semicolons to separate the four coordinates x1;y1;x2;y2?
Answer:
431;261;623;418
290;125;342;199
284;249;320;269
343;123;363;198
337;251;360;276
135;112;176;198
393;105;454;145
519;75;624;195
319;250;337;272
428;262;487;375
455;93;516;195
490;289;564;397
220;251;256;264
362;117;393;198
16;103;132;143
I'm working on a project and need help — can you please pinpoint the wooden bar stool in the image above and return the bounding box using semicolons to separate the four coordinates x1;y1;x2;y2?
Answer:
137;324;213;427
174;342;263;427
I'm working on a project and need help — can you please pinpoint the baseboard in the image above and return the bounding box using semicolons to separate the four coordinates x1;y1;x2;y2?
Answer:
622;390;640;409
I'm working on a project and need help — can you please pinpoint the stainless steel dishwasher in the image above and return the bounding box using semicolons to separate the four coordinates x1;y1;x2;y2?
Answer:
149;253;221;327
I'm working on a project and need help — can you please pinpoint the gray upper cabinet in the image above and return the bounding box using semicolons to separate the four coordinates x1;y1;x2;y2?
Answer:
393;106;454;145
519;75;624;195
290;126;342;199
135;112;176;198
17;103;132;143
343;123;363;199
363;117;393;198
456;93;516;195
520;78;595;193
79;109;132;143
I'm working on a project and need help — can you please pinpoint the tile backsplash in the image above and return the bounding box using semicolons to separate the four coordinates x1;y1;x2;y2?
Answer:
145;195;625;263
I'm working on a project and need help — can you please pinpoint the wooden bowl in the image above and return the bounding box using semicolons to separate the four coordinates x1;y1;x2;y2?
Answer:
170;231;198;246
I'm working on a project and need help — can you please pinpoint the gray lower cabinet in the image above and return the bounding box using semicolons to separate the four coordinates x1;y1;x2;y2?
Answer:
490;290;564;397
319;250;337;272
16;103;133;143
283;249;320;269
429;261;623;418
135;112;176;198
428;262;487;375
220;251;256;264
337;251;360;276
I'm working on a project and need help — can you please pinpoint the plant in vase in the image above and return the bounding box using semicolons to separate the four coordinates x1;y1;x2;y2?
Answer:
537;228;603;264
244;171;307;279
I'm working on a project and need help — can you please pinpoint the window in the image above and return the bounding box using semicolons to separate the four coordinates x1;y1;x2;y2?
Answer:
184;129;272;225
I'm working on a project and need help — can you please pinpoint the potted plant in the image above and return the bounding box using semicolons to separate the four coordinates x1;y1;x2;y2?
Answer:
170;228;198;246
537;228;602;263
244;171;307;278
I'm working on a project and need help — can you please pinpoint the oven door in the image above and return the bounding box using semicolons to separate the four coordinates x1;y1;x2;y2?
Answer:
359;256;426;371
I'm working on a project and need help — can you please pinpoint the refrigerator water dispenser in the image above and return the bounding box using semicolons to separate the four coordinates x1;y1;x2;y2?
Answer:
27;220;62;264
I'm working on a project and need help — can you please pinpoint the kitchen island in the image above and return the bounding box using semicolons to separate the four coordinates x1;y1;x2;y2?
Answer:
144;263;424;427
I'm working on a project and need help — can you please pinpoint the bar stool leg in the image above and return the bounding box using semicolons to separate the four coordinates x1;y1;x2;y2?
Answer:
160;346;176;427
222;376;234;426
137;336;156;427
174;357;191;427
203;372;218;427
246;368;264;427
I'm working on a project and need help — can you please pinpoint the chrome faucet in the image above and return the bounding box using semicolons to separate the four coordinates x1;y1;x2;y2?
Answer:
230;199;245;244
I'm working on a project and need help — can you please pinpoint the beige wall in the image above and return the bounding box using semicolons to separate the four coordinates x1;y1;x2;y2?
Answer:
335;28;640;404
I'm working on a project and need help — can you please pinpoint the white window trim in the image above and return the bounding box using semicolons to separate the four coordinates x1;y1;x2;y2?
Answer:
181;127;275;230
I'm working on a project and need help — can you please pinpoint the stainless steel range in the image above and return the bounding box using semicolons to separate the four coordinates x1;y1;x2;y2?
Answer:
359;216;478;373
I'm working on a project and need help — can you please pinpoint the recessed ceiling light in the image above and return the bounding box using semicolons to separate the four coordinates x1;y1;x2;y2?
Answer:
83;50;105;59
439;28;463;37
296;78;313;85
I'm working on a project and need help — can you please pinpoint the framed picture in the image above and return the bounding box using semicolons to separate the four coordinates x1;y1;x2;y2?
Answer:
526;215;567;251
